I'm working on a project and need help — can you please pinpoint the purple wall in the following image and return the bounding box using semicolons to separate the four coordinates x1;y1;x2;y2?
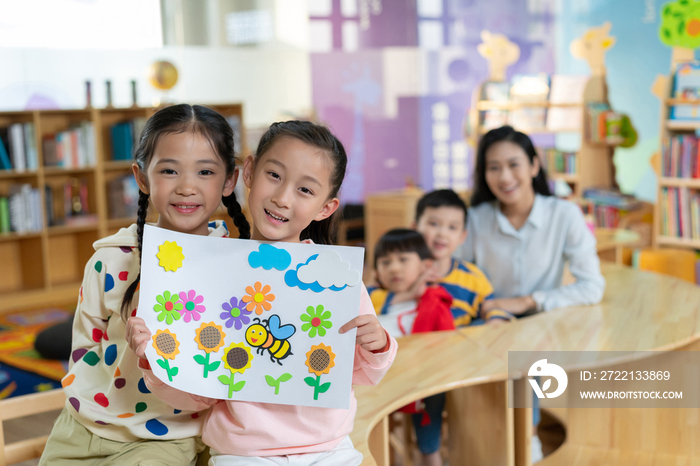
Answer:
310;0;556;203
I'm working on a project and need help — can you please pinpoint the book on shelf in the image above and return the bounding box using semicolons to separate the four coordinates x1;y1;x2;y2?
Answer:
583;187;641;210
546;74;587;131
110;117;147;162
538;148;576;175
670;62;700;120
107;174;139;220
43;121;95;168
662;133;700;178
508;74;549;130
2;184;43;233
660;186;700;240
44;177;94;227
480;81;510;130
0;123;38;171
575;196;634;229
585;103;624;144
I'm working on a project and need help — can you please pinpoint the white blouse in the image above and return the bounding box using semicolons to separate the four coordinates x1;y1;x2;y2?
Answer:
456;194;605;311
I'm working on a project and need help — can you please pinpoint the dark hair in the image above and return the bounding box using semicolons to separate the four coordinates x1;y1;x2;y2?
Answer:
120;104;250;321
415;189;468;225
470;125;551;207
373;228;433;271
252;120;347;245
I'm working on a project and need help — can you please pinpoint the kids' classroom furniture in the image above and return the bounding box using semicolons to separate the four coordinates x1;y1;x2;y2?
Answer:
0;104;245;315
0;388;65;465
351;262;700;465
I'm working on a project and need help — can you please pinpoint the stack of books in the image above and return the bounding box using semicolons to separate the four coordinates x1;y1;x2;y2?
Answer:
0;184;43;234
0;123;38;171
585;103;624;144
582;188;640;228
539;148;576;175
43;121;96;168
662;133;700;178
660;187;700;240
110;118;147;161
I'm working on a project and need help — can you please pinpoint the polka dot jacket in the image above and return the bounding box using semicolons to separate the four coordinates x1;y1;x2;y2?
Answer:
61;221;229;442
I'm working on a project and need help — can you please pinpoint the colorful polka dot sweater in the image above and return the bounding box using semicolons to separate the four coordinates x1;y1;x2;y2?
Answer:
62;221;229;442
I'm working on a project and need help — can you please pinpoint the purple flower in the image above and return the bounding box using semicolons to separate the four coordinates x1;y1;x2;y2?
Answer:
220;296;251;330
178;290;205;323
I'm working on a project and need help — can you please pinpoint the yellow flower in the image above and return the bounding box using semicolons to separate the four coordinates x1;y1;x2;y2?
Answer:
305;343;336;377
152;329;180;360
222;342;254;374
194;322;226;353
241;282;275;315
157;241;184;272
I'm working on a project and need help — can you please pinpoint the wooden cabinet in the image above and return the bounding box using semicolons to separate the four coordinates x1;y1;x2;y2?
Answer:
0;104;244;313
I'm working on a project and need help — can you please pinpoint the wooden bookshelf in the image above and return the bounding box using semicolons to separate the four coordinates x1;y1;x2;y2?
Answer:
654;77;700;248
0;104;245;313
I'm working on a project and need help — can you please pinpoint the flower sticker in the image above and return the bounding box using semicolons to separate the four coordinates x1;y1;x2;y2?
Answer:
304;343;336;400
154;291;182;325
219;342;254;398
220;296;252;330
194;322;226;378
178;290;205;323
152;329;180;381
300;305;332;337
157;241;184;272
241;282;275;315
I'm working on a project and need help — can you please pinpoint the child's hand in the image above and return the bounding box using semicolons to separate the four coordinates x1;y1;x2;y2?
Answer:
125;317;152;359
339;314;388;353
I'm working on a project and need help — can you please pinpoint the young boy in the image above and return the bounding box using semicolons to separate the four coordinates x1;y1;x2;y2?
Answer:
367;190;512;466
370;189;513;326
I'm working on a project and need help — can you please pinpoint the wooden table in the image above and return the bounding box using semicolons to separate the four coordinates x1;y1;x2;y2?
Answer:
594;227;640;264
352;263;700;465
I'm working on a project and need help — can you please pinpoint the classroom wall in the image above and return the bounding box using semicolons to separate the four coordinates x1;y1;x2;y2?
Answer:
0;46;312;128
555;0;676;203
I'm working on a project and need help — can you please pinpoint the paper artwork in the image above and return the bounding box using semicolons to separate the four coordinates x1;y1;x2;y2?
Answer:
138;225;364;409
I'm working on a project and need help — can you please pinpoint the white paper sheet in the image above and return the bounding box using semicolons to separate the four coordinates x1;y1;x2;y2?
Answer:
137;225;364;409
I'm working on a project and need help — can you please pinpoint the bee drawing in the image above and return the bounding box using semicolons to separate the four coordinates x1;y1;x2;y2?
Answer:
245;314;296;365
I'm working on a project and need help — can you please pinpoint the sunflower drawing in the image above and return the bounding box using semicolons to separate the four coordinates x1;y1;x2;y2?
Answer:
241;282;275;315
152;329;180;381
193;322;226;378
304;343;336;400
218;342;254;397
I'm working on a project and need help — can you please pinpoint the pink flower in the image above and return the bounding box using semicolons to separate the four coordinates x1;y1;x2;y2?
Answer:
178;290;205;323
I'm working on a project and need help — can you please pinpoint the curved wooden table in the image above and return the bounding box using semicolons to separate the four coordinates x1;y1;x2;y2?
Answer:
352;263;700;465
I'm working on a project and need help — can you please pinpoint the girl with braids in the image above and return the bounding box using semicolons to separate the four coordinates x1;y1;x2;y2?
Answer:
126;121;397;465
40;104;249;466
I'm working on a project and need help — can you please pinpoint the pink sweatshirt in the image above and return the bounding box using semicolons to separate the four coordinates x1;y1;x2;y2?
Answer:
139;284;397;457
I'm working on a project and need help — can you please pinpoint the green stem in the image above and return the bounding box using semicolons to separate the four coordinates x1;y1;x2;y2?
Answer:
274;380;280;395
228;373;235;398
163;358;173;382
203;352;210;378
314;374;321;400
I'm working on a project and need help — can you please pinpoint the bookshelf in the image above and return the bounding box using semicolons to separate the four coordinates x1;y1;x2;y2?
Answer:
0;104;245;313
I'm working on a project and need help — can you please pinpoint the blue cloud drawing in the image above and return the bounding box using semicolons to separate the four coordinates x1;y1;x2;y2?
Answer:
284;254;347;293
248;244;292;271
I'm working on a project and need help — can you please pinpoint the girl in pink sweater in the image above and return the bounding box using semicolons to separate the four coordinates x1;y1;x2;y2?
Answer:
127;121;397;465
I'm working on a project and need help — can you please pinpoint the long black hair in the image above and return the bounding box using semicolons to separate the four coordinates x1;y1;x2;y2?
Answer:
470;125;551;207
252;120;347;245
120;104;250;320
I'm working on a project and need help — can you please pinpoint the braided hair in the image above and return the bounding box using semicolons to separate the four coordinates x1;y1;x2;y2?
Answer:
120;104;250;321
252;121;347;245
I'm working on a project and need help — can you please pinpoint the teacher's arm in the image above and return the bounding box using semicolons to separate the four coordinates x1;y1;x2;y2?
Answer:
537;203;606;311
